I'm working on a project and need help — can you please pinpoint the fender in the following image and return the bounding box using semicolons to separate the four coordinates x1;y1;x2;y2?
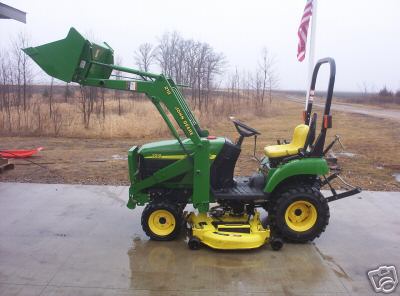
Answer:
264;158;329;193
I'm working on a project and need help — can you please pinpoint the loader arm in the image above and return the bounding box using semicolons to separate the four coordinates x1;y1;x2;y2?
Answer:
23;27;211;212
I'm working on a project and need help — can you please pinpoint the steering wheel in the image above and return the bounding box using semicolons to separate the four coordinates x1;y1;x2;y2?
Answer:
232;119;261;137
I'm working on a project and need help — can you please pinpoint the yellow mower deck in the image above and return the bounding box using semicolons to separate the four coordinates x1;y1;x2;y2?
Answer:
186;211;271;250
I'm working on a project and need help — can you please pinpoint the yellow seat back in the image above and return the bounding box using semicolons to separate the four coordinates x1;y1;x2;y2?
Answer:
291;124;309;148
264;124;310;158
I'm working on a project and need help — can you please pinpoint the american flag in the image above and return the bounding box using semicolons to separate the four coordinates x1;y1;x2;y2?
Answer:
297;0;314;62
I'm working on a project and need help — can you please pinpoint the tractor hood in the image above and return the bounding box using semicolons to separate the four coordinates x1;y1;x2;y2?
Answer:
138;137;226;159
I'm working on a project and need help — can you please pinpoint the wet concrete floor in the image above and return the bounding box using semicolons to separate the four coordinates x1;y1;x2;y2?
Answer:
0;182;399;296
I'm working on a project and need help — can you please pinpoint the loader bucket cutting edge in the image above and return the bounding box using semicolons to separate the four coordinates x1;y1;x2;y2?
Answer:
22;27;114;83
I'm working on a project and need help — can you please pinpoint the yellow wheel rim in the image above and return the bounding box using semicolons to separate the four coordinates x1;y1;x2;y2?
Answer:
148;210;176;236
285;200;317;232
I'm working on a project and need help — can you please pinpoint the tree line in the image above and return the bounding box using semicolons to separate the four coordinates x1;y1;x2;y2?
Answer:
0;30;279;134
134;31;278;111
0;33;33;132
135;32;227;111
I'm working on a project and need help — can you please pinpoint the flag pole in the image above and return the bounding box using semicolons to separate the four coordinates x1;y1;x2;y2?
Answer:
305;0;318;110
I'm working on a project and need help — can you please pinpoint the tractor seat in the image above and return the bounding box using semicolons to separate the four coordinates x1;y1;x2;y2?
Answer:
264;124;310;158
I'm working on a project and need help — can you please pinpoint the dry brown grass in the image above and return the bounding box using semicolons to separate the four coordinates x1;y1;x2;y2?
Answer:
0;95;172;138
0;93;280;139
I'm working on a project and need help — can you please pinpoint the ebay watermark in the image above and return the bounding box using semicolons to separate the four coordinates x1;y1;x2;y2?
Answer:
367;265;398;294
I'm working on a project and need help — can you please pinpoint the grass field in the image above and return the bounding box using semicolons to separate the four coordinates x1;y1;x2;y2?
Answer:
1;97;399;191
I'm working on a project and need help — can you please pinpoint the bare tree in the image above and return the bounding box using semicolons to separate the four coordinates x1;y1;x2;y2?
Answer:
64;82;73;102
156;31;182;78
113;56;123;116
48;78;54;117
79;86;97;129
156;32;172;77
154;32;225;110
32;100;43;133
267;69;279;103
51;106;63;136
101;87;106;120
258;47;278;104
252;71;263;107
11;32;32;111
134;43;155;72
0;51;12;131
203;51;226;110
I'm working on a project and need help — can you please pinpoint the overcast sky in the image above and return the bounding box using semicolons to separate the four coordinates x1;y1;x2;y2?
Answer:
1;0;399;92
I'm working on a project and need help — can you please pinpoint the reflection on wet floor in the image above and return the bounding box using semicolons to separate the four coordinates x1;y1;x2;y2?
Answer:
1;183;399;296
127;238;345;294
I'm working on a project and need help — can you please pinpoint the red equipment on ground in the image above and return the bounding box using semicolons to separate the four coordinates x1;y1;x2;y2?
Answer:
0;147;43;158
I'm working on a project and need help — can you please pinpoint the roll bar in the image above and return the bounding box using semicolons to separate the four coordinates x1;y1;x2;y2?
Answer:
304;58;336;157
305;57;336;125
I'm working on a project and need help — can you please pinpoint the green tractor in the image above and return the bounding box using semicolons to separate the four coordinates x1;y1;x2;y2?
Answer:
24;28;361;251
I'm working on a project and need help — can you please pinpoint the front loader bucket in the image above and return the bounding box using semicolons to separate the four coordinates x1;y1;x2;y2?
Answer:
23;27;114;83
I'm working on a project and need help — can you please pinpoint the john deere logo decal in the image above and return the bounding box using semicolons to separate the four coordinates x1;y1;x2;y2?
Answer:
175;107;194;136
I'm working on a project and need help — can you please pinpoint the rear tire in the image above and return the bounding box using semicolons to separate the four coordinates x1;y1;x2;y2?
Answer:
269;186;329;243
141;201;182;241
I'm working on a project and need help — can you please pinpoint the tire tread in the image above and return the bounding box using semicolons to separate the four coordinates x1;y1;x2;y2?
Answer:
141;201;182;241
269;186;330;243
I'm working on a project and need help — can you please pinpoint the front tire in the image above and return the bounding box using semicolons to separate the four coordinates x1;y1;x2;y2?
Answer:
269;186;330;243
141;201;182;241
